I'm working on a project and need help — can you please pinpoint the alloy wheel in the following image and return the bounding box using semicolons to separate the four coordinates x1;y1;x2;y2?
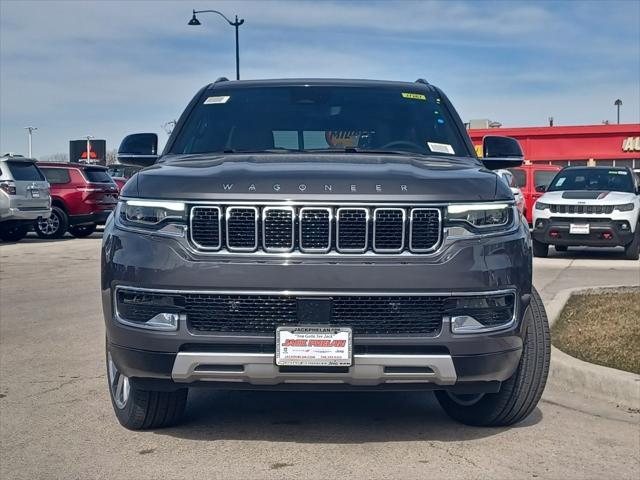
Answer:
107;352;130;409
37;212;60;236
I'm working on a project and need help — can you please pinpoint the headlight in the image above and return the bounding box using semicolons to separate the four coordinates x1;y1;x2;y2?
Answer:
535;201;549;211
116;199;186;236
446;203;515;232
614;203;635;212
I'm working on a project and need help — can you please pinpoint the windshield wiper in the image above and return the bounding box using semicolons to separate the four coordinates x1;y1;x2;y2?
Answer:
301;147;423;156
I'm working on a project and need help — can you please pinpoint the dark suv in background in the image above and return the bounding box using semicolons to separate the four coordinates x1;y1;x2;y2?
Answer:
103;78;550;430
35;162;119;238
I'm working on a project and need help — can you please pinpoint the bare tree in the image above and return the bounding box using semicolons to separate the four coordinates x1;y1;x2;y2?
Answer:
106;149;118;165
40;152;69;162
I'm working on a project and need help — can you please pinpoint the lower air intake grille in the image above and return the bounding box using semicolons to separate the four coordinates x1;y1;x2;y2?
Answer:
182;293;445;335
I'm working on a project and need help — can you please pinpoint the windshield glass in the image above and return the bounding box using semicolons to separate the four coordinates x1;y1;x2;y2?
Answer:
548;168;635;193
82;168;113;183
169;86;470;158
7;161;44;181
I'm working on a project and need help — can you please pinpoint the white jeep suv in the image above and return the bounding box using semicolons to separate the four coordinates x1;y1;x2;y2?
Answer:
532;166;639;260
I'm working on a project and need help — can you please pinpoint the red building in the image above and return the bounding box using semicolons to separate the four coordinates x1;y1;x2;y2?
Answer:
468;124;640;170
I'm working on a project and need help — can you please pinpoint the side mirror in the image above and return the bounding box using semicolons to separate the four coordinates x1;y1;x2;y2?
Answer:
481;136;524;170
117;133;158;167
535;184;547;193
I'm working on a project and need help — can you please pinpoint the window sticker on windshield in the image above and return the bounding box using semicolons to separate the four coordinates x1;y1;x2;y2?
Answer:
401;92;426;101
609;170;627;175
204;95;230;104
556;177;566;186
427;142;455;154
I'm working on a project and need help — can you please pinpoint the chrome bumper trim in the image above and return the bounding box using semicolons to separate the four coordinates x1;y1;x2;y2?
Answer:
171;352;457;386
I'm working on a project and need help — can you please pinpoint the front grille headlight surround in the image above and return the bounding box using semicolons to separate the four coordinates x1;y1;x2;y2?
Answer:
445;203;517;234
614;203;635;212
115;199;186;236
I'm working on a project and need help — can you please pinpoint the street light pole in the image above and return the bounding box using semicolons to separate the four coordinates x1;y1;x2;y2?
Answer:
84;135;94;163
24;126;38;158
614;99;622;124
189;9;245;80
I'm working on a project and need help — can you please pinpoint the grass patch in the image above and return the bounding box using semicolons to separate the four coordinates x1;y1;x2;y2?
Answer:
552;288;640;374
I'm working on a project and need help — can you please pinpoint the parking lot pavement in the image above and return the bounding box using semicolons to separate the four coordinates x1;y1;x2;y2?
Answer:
1;236;639;480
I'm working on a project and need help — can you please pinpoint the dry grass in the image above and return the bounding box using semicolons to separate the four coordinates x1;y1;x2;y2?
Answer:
552;288;640;374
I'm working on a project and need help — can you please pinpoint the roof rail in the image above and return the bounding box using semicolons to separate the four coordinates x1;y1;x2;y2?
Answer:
214;77;229;84
415;78;430;86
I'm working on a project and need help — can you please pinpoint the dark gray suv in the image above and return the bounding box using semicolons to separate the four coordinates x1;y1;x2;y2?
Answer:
102;78;550;430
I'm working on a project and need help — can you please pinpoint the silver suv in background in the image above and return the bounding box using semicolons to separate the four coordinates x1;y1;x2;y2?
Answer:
0;154;51;242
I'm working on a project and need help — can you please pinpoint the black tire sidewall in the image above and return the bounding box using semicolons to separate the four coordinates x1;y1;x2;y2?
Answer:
0;223;29;242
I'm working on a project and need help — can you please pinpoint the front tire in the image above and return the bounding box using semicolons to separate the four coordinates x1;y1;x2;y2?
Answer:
623;225;639;260
532;239;548;258
436;287;550;427
34;206;68;239
0;224;29;242
69;224;97;238
106;347;188;430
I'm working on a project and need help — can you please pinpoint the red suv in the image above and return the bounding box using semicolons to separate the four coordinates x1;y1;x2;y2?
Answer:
508;163;561;224
34;162;119;238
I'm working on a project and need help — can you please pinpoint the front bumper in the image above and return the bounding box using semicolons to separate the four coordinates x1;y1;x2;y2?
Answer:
532;217;634;247
69;210;113;226
102;218;532;391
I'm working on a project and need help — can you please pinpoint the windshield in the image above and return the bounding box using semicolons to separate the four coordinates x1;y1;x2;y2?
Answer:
169;86;470;158
548;168;635;193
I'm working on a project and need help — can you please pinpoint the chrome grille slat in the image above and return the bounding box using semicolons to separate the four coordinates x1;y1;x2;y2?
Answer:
225;207;258;252
262;207;295;252
336;208;369;253
299;207;332;253
410;208;441;252
190;206;222;250
373;208;406;253
189;204;442;255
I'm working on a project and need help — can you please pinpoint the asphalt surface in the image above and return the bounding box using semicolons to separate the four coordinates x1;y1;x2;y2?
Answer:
1;234;639;480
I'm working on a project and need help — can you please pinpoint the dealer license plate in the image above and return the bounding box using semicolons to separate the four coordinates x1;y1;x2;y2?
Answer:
276;326;352;367
569;223;590;235
31;190;40;198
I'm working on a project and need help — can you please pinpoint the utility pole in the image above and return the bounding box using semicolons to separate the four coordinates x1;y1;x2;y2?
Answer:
84;135;94;163
24;126;38;158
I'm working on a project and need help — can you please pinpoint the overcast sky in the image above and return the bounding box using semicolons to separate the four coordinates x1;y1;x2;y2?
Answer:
1;0;639;158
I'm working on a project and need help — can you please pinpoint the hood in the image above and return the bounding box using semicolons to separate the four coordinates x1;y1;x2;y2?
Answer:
540;190;636;204
123;153;507;202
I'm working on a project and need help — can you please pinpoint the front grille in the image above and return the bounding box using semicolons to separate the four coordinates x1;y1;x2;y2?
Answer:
191;207;221;249
226;207;258;251
185;293;444;335
263;207;294;252
549;204;614;215
373;208;405;252
336;208;368;252
300;208;331;252
189;204;442;255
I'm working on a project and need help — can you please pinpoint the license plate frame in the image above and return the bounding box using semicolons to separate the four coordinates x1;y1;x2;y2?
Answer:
569;223;590;235
275;326;352;367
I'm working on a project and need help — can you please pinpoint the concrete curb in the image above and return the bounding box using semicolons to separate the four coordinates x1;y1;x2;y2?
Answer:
546;285;640;409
